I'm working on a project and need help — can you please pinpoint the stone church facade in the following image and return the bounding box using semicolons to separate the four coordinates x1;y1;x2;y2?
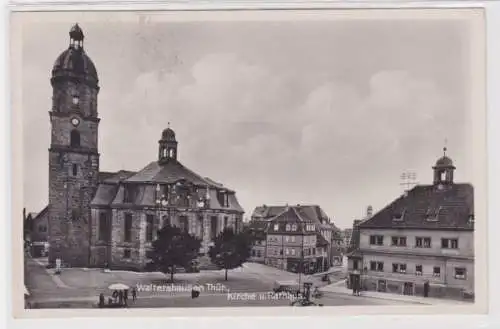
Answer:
44;24;244;269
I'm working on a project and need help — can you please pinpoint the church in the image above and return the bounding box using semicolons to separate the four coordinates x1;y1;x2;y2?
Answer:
41;24;244;269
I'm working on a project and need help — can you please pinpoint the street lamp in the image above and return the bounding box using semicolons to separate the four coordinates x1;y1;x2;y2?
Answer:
298;226;304;297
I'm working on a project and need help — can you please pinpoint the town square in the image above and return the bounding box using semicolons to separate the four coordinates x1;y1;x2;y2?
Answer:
21;14;477;310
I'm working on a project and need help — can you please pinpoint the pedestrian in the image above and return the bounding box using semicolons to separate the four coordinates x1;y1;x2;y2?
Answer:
118;290;124;305
191;283;201;299
123;289;128;306
112;290;118;303
131;287;137;301
424;281;429;298
98;293;105;308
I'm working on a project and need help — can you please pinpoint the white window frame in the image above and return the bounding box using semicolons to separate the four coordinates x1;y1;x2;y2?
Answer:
454;267;466;280
274;224;279;231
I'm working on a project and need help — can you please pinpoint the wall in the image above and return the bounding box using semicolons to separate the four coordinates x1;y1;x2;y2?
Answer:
266;234;317;259
92;206;244;270
31;211;49;243
359;228;474;259
356;227;474;297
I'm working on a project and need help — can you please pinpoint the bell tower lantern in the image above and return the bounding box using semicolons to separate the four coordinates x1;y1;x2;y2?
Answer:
433;146;456;186
158;123;178;163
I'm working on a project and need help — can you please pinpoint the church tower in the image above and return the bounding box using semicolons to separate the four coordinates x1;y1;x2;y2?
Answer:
47;24;100;267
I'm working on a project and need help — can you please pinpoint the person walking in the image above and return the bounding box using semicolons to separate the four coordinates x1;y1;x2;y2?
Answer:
131;287;137;302
98;293;105;308
424;281;429;298
118;290;124;306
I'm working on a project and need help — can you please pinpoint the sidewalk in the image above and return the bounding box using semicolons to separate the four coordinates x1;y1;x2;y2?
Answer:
320;281;471;305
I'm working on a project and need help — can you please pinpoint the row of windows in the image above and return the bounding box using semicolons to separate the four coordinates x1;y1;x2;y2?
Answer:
366;261;467;279
251;250;263;257
268;247;317;257
123;184;230;209
272;223;316;232
99;213;238;243
369;235;459;249
267;234;315;244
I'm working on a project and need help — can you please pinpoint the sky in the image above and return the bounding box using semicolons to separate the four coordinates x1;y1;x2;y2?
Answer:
19;12;475;229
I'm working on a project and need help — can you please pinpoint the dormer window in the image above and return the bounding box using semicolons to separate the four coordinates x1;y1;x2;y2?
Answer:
285;224;291;231
425;207;441;222
123;185;138;203
392;209;406;222
217;190;229;208
273;224;279;231
291;224;297;231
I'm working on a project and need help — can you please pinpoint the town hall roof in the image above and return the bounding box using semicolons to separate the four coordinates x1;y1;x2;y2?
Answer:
358;183;474;231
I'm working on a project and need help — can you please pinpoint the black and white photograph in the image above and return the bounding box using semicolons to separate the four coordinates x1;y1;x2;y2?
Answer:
10;8;487;316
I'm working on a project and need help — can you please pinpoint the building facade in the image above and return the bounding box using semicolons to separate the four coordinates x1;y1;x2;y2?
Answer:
39;24;244;269
347;150;474;300
26;207;49;257
249;205;334;273
264;206;322;273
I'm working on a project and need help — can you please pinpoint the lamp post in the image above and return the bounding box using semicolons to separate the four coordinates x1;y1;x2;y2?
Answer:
298;227;304;297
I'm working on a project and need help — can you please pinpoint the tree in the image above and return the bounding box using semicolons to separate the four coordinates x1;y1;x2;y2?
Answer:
146;224;201;282
208;227;252;281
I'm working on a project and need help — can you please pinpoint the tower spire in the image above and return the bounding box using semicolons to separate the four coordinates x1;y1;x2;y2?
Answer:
443;138;448;156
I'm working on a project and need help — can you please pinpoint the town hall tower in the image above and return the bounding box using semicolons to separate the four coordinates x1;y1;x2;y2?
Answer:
47;24;100;266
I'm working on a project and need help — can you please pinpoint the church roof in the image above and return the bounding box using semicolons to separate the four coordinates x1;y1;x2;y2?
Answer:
98;170;136;183
51;24;98;86
52;48;98;88
358;183;474;231
124;160;234;191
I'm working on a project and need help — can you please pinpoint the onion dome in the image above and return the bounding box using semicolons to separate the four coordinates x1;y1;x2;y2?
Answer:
51;24;98;88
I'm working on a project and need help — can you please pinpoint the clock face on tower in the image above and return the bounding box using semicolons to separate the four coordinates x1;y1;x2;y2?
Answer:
71;117;80;127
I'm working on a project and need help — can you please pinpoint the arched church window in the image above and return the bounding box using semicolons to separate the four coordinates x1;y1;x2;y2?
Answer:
163;148;167;158
70;130;81;147
169;149;174;157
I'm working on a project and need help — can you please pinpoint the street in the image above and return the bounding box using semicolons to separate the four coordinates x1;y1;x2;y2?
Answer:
33;290;412;309
25;256;416;309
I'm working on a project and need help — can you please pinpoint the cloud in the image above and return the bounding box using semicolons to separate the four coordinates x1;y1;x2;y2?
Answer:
107;54;457;215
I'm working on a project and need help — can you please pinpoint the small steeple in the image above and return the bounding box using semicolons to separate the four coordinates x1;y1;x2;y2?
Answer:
69;23;84;50
433;140;455;186
158;125;178;163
